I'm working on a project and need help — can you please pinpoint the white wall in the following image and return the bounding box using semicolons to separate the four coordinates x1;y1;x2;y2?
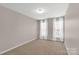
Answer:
65;4;79;55
0;6;37;54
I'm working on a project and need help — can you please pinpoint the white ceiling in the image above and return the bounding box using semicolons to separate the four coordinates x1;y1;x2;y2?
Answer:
0;3;69;19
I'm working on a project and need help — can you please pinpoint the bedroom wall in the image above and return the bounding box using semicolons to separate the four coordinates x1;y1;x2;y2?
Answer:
65;3;79;55
0;6;37;54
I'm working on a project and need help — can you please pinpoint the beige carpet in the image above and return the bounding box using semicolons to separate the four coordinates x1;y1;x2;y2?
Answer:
3;39;67;55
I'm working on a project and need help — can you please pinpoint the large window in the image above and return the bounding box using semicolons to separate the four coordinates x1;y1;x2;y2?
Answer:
39;17;64;41
53;17;64;41
40;20;48;39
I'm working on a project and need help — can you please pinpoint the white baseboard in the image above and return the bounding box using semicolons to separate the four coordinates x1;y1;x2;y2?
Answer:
0;39;35;55
66;48;77;55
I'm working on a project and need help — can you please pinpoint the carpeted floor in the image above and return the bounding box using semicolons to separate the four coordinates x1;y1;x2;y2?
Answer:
3;39;67;55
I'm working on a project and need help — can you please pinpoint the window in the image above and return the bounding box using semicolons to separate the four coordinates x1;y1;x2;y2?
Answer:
40;20;48;39
39;17;64;42
53;17;64;41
